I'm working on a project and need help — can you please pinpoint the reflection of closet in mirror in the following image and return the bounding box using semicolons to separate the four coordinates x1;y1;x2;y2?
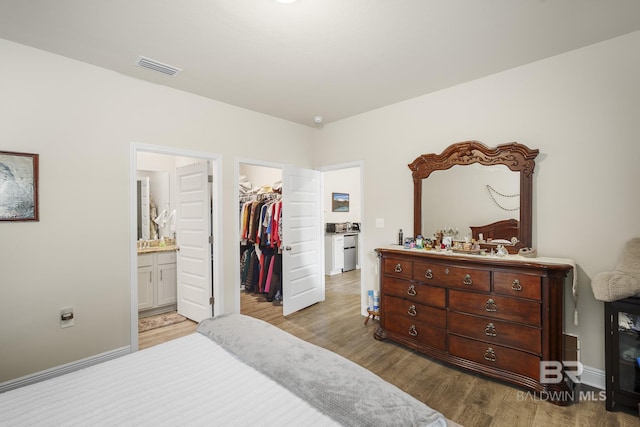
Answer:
136;169;170;239
421;164;519;240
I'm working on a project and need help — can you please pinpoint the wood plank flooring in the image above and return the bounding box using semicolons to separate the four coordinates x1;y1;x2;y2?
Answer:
139;270;638;426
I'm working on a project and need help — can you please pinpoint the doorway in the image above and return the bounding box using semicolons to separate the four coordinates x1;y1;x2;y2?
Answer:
129;143;222;352
236;159;365;319
235;159;325;317
318;161;365;315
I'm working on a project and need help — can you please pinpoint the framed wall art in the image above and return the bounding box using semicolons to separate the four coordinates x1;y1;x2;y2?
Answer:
0;151;39;221
332;192;349;212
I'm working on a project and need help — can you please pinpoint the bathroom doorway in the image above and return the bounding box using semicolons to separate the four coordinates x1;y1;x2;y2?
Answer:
129;143;222;352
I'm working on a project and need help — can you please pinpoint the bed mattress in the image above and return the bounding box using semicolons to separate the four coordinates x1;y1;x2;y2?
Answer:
0;333;338;426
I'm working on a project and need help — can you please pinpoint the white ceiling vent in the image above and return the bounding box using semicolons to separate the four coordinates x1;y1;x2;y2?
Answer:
135;56;182;77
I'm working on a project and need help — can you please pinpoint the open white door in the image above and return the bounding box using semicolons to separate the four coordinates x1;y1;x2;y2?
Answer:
176;161;212;322
282;165;323;316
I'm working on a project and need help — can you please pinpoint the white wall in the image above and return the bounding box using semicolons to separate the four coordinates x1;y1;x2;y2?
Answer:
312;31;640;380
0;38;314;383
2;29;639;386
323;167;361;224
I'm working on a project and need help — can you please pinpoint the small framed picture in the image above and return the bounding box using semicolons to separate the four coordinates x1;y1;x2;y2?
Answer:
0;151;39;221
332;192;349;212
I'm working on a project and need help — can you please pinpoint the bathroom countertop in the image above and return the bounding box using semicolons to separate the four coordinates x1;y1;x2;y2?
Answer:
137;245;178;254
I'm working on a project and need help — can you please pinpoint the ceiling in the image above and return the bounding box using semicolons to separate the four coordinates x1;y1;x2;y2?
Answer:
1;0;639;127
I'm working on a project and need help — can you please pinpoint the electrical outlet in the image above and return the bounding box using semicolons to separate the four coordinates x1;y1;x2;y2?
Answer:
60;307;74;328
375;218;385;228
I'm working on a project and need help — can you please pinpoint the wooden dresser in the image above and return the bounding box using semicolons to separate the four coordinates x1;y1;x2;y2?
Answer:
375;246;574;404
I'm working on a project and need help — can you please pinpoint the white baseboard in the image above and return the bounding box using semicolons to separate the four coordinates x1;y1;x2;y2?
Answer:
0;346;131;394
580;364;606;390
0;345;607;395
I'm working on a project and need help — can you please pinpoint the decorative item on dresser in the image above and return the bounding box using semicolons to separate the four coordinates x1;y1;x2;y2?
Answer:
374;140;575;405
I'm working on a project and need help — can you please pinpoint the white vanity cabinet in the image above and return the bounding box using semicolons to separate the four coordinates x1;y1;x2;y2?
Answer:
137;251;177;314
325;234;345;276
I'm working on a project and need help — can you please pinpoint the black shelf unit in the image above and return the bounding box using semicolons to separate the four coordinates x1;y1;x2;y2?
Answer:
605;296;640;414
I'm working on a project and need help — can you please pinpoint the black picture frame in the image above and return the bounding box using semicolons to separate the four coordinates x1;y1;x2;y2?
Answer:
0;150;39;221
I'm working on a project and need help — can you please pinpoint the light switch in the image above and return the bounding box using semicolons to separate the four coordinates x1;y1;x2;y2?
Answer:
375;218;385;228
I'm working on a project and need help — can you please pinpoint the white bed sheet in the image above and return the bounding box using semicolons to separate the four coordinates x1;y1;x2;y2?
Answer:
0;333;340;426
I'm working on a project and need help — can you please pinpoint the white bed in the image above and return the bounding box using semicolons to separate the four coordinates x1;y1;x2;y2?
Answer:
0;314;450;427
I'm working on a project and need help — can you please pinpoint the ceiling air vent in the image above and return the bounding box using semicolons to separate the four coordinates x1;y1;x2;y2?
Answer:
135;56;182;77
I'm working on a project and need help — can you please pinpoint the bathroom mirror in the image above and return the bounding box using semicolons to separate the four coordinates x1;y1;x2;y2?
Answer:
409;141;539;252
136;170;170;239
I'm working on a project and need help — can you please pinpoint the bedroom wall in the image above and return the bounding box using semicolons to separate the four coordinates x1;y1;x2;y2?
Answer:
311;31;640;385
0;38;314;383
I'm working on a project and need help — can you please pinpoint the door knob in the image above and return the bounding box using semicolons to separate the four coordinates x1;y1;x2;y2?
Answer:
285;246;292;251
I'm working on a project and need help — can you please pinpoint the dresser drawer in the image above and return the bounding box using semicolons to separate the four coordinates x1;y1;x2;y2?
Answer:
382;277;446;307
383;295;446;329
383;257;413;280
385;314;447;351
449;289;541;326
449;335;540;380
448;312;541;354
493;272;541;301
413;261;490;292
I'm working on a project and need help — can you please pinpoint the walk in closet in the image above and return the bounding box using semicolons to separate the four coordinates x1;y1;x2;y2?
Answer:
239;164;284;309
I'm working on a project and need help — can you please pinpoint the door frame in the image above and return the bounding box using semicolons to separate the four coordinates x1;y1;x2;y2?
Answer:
234;157;286;313
129;142;223;351
317;160;366;315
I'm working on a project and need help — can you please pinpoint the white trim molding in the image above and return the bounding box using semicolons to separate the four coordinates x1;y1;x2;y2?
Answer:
0;346;130;394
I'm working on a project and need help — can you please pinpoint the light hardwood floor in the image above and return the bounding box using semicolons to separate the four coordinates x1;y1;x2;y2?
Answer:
139;270;638;426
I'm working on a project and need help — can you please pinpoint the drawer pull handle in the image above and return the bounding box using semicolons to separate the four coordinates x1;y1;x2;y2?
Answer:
485;323;497;337
408;325;418;336
394;263;403;273
485;298;497;312
463;274;472;286
408;305;417;316
483;348;497;362
511;279;522;291
424;269;433;279
407;284;417;296
445;268;450;275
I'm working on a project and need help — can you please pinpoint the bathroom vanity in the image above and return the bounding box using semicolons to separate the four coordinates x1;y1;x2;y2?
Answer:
137;246;177;316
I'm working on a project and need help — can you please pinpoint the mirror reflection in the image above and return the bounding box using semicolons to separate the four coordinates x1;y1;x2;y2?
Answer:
136;170;170;240
421;164;519;241
410;141;539;253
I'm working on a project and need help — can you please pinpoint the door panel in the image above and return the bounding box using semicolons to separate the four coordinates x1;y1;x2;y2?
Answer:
282;165;323;316
176;161;212;322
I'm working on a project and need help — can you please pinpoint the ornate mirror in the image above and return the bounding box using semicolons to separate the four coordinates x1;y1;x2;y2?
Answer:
409;141;539;253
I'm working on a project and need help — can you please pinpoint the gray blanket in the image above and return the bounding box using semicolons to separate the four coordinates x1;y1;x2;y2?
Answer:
197;314;446;427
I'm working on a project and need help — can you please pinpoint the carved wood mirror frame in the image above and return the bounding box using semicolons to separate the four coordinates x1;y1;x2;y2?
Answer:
408;141;539;251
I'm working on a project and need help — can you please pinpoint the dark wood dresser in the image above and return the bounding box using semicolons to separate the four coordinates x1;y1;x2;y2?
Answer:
375;246;574;404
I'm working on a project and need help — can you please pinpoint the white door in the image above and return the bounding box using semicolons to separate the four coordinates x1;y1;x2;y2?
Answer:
282;165;324;316
176;161;212;322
